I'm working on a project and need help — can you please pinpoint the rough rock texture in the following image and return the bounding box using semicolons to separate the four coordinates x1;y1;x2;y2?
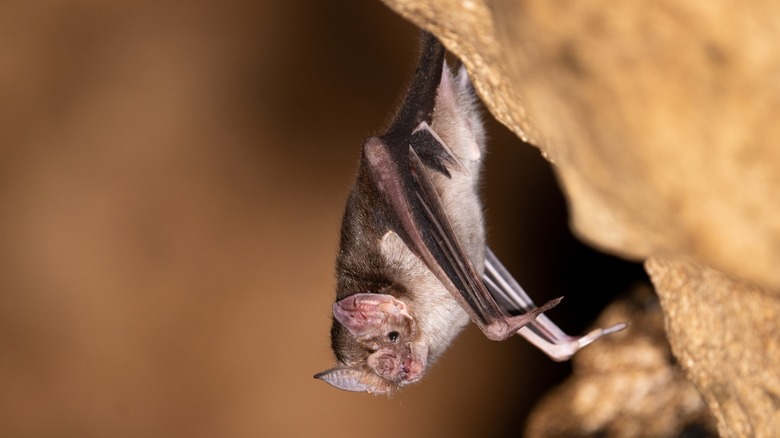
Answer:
646;258;780;437
381;0;780;435
525;287;716;437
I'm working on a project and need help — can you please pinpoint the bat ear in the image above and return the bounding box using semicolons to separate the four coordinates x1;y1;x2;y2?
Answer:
314;366;393;394
333;293;410;339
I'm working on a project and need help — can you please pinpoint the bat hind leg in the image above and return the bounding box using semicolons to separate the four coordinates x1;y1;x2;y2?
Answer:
518;322;627;361
482;247;628;358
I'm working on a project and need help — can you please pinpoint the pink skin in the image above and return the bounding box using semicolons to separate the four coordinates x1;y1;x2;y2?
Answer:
402;346;427;382
334;293;427;384
333;294;409;339
368;344;427;384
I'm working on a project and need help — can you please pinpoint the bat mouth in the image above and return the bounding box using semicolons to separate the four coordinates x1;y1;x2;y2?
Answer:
401;356;421;382
401;345;427;383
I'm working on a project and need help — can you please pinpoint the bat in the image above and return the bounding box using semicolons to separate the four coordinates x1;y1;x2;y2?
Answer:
314;32;626;394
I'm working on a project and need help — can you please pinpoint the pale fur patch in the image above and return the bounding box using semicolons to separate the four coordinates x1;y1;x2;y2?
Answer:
433;62;484;163
380;231;469;362
430;62;486;272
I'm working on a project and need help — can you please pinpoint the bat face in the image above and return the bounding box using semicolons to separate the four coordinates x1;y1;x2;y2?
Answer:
318;293;429;394
334;293;426;383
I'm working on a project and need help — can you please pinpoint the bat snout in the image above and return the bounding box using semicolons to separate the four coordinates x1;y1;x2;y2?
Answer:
400;355;425;383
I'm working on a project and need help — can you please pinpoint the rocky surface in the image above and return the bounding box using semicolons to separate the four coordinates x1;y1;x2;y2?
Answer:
382;0;780;435
647;258;780;437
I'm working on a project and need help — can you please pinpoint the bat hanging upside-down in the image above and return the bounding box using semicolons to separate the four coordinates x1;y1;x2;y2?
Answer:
315;32;626;394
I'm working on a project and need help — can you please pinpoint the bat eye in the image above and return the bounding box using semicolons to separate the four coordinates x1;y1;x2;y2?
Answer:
387;331;399;342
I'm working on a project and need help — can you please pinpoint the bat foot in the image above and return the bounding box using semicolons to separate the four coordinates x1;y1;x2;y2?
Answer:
532;321;629;362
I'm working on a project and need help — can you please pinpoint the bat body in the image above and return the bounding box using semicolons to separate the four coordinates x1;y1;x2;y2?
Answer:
315;33;625;394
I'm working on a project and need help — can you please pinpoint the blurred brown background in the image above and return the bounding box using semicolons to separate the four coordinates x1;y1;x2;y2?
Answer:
0;1;646;437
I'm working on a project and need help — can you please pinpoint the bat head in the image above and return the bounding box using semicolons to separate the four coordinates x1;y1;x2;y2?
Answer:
314;293;428;394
